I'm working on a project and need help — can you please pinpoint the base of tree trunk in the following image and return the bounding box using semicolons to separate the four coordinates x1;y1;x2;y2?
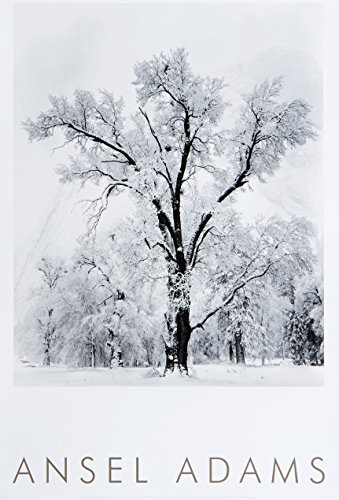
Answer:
235;332;245;364
163;345;177;376
163;364;190;377
163;345;189;377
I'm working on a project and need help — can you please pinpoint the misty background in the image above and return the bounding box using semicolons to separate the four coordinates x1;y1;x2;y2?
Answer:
14;2;323;313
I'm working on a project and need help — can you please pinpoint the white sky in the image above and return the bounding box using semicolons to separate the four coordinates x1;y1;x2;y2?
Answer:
14;2;323;293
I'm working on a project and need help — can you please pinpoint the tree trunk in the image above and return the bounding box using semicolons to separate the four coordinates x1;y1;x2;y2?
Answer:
164;266;191;375
91;343;96;368
111;349;123;368
43;345;51;366
163;308;191;375
235;332;245;364
163;309;178;375
43;315;53;366
164;345;177;374
228;341;234;363
176;308;191;373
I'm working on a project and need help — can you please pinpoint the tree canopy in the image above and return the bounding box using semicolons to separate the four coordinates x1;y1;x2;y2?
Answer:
21;48;320;373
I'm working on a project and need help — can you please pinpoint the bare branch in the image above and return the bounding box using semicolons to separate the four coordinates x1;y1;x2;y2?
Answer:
65;122;136;166
190;226;214;269
139;107;163;153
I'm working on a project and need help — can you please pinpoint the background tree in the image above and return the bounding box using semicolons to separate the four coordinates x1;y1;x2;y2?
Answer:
38;258;67;365
56;238;128;368
286;273;323;365
17;258;66;366
217;284;290;365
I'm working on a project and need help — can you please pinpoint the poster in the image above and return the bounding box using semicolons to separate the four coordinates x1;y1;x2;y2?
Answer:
1;1;338;499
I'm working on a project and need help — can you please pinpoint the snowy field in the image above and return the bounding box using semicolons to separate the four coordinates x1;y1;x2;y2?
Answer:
14;362;324;387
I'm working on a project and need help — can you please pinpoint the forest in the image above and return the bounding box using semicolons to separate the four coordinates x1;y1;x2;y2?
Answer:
16;49;323;378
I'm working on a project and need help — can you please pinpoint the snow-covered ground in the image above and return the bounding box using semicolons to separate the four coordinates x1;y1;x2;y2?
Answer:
14;362;324;386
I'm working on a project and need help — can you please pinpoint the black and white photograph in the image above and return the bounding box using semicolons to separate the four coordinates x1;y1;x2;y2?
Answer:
14;2;323;386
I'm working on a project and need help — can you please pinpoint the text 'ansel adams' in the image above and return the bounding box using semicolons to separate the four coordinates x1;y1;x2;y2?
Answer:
12;456;325;485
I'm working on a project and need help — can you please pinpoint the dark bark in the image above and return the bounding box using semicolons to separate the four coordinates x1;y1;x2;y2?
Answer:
163;296;191;375
176;308;191;373
107;329;123;368
91;343;96;368
43;345;51;366
234;331;245;364
163;309;178;375
114;351;123;367
164;345;177;374
146;350;152;367
228;341;234;363
42;309;54;366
